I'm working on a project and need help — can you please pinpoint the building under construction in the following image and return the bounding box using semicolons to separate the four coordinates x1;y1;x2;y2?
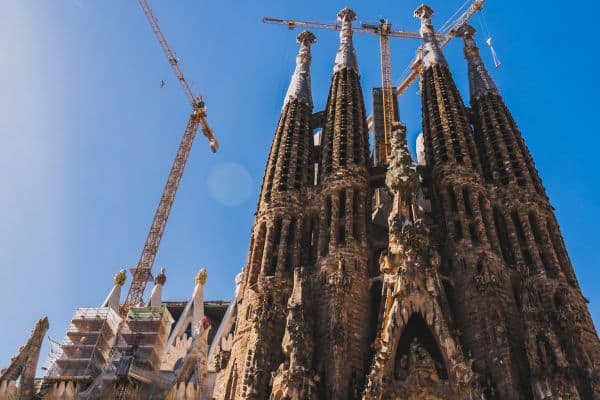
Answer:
1;2;600;400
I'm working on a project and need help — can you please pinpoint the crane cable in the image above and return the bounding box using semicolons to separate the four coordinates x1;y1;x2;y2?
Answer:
478;11;502;68
439;0;471;34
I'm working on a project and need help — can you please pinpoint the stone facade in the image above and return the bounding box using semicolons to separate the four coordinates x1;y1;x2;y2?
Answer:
2;4;599;400
212;5;600;400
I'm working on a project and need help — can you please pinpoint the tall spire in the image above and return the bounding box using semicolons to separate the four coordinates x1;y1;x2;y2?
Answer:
414;4;447;68
457;24;497;99
284;30;316;107
102;269;126;312
333;8;359;73
149;267;166;307
192;268;207;338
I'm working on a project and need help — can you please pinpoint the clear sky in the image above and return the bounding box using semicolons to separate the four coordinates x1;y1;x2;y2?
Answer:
1;0;598;372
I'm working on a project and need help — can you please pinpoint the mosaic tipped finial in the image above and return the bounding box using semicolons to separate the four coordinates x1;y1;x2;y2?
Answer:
284;30;316;107
297;30;316;46
414;4;447;68
154;267;167;286
456;24;497;98
414;4;434;20
114;269;127;286
334;7;359;73
337;7;357;22
196;268;208;285
456;23;476;39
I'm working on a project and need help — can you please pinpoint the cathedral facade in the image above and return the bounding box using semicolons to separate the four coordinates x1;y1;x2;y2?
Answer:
209;5;600;400
1;4;599;400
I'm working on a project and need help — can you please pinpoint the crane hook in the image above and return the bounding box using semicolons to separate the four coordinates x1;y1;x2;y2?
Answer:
486;37;501;68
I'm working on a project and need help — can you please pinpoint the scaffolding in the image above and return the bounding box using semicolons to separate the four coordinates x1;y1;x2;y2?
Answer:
115;307;174;374
48;308;121;381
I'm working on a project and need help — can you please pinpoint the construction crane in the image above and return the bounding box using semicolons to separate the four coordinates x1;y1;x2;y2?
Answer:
121;0;219;315
395;0;486;96
375;20;394;164
263;17;431;164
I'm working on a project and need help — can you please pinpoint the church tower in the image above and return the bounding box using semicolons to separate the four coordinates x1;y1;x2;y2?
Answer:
213;30;318;400
416;6;533;398
459;24;600;398
210;5;600;400
313;8;372;399
6;3;600;400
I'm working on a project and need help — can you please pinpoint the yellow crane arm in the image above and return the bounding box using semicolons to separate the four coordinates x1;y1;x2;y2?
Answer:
262;17;443;40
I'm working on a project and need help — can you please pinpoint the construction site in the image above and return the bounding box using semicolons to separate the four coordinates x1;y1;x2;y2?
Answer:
1;0;599;399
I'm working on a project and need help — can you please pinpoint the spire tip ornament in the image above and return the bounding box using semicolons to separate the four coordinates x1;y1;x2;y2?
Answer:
114;269;127;286
456;23;476;39
337;7;357;22
154;267;167;286
297;30;316;46
284;30;315;107
414;4;447;68
334;7;359;73
195;268;208;285
414;4;434;19
457;24;498;98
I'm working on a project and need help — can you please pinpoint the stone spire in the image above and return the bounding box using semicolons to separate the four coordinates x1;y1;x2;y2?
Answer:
414;4;447;68
459;23;547;194
333;8;359;73
258;32;316;206
457;25;497;99
102;269;126;312
192;268;208;338
312;8;371;397
414;3;481;172
284;31;316;107
213;31;318;400
149;267;166;307
0;317;49;399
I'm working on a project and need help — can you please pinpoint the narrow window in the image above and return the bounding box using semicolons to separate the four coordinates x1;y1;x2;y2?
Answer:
454;220;463;240
339;190;346;218
249;223;266;285
448;185;458;213
338;190;346;245
321;197;331;256
312;216;319;263
494;208;514;265
529;212;550;274
469;223;480;245
286;218;297;271
463;187;474;217
268;218;282;275
353;189;361;241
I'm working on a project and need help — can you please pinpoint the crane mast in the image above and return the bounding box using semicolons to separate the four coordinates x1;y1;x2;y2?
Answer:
378;20;394;164
121;1;219;314
123;113;201;311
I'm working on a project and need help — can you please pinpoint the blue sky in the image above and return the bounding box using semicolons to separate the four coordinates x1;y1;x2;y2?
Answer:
1;0;598;371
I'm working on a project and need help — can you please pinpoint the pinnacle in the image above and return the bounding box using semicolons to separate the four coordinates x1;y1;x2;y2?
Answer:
337;7;357;22
456;24;476;38
414;4;434;19
297;30;316;46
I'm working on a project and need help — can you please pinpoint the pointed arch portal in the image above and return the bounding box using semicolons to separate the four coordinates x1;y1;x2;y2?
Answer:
393;313;449;381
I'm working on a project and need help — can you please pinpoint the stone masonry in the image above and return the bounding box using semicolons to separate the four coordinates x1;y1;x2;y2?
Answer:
212;5;600;399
